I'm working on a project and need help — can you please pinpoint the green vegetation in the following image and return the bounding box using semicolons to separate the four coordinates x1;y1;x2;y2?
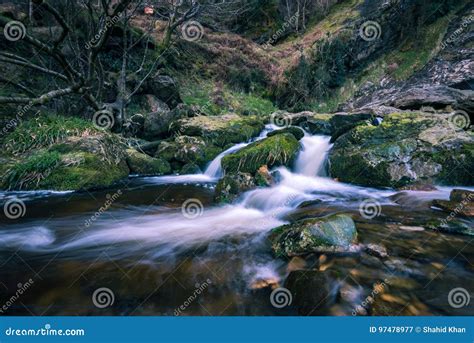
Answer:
181;80;276;117
3;116;97;155
2;151;61;190
222;133;300;174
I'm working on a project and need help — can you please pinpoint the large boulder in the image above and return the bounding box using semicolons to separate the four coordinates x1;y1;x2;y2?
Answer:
221;133;300;174
173;114;265;147
1;133;130;191
391;86;474;114
141;96;173;139
139;75;182;108
269;214;358;257
155;135;221;171
125;149;171;175
329;112;474;188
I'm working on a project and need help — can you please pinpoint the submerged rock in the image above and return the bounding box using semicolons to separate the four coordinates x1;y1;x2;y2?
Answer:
432;189;474;217
222;133;300;174
329;112;474;188
126;149;171;175
284;270;331;315
269;214;358;257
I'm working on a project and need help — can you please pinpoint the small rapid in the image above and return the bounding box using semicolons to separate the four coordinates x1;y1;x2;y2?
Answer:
4;128;395;257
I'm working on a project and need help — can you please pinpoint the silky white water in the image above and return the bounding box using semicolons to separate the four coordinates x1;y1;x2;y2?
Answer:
6;129;397;256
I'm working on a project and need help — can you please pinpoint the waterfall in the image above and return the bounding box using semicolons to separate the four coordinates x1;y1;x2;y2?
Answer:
203;124;276;178
204;143;247;178
294;135;332;176
15;129;394;258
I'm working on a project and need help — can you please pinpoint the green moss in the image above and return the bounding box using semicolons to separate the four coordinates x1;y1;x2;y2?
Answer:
267;126;304;140
40;152;129;191
269;214;358;257
126;149;171;175
2;151;62;190
180;80;276;117
3;116;97;155
222;133;300;174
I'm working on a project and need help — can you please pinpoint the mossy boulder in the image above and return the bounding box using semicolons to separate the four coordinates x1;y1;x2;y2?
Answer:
221;133;300;174
173;114;265;147
126;149;171;175
1;117;131;191
329;112;474;188
2;146;129;191
269;214;358;257
155;135;221;171
267;126;305;140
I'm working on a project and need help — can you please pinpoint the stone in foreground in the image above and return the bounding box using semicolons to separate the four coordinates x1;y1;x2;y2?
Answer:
269;214;358;257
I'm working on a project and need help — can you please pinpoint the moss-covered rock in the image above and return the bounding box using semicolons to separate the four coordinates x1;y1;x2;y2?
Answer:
269;214;358;257
214;172;257;203
172;114;265;147
126;149;171;175
329;112;474;188
221;133;300;174
2;148;129;191
155;135;221;171
267;126;305;140
0;117;131;191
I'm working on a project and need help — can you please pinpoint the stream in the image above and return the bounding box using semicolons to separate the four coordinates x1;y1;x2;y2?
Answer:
0;127;473;316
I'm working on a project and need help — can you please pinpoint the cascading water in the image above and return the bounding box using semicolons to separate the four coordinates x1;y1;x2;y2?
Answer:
294;135;332;176
1;125;470;316
8;130;394;256
204;124;276;178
